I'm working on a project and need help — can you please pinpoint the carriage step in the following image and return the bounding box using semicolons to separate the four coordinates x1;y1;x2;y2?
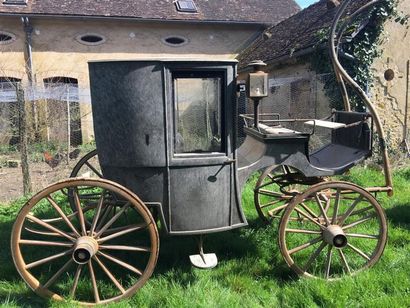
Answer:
189;253;218;269
189;235;218;269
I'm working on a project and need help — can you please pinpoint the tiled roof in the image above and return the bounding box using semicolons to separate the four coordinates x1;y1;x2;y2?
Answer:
0;0;300;24
238;0;371;68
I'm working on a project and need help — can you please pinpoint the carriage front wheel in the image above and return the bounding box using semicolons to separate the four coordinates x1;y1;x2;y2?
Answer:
278;181;387;279
11;178;159;305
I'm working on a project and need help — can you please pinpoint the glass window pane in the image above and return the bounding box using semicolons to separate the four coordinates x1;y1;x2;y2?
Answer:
174;77;222;153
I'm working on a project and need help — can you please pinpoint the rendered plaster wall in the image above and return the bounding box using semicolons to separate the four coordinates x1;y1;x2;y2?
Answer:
0;16;261;143
370;0;410;150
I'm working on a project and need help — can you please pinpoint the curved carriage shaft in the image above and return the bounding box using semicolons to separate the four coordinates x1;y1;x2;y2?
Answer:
329;0;393;193
12;178;159;305
279;182;387;279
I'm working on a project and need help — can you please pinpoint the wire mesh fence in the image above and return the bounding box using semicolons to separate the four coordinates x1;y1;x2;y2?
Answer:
1;73;341;202
0;80;95;202
237;73;341;152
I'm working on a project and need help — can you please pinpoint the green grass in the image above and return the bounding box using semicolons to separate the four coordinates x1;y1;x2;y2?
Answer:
0;166;410;307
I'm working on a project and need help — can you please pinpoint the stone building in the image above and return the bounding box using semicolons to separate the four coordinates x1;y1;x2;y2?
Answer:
0;0;300;145
238;0;410;152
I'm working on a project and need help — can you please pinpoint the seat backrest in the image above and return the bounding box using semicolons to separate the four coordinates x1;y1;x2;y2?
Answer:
332;111;371;151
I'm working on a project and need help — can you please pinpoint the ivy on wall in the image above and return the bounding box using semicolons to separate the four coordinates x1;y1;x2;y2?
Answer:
310;0;402;111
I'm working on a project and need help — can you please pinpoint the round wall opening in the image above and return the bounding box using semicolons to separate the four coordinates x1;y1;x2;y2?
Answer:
384;69;395;81
162;36;188;47
0;31;15;45
76;33;106;46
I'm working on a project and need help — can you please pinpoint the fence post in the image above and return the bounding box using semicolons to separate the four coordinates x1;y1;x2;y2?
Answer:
16;82;32;195
66;85;70;165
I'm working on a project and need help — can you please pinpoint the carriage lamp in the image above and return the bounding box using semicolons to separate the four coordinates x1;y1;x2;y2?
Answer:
246;60;268;129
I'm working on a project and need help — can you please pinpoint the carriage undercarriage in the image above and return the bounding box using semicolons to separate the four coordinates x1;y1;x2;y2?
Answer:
9;0;394;305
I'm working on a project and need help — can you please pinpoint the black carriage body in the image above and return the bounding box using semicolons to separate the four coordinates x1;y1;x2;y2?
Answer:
89;60;247;235
88;60;374;236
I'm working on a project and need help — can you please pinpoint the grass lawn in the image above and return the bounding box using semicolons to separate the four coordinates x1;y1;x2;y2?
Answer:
0;166;410;307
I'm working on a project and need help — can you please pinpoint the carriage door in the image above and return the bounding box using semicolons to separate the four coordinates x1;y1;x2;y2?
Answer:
167;66;245;234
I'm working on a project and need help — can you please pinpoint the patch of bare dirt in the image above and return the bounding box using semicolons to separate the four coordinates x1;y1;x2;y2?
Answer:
0;161;78;203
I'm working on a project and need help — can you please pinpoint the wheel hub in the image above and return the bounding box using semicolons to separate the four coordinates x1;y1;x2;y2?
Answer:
73;236;99;264
323;225;347;248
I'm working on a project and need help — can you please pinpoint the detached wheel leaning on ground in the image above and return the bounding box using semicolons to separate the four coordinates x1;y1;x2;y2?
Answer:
278;181;387;279
11;178;159;305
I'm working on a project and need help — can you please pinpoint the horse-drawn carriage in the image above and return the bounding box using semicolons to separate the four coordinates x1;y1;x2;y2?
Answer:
11;0;393;305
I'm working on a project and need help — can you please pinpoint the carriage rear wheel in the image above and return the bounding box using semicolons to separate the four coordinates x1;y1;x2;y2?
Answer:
70;149;102;178
254;165;311;224
11;178;159;305
278;181;387;279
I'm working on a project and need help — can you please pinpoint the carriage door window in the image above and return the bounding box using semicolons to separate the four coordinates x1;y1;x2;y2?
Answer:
173;72;223;154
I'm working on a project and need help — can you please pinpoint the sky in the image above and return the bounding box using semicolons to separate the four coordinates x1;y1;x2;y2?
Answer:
295;0;320;9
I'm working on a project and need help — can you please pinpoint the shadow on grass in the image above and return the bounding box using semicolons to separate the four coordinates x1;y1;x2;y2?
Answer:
0;212;294;305
385;203;410;229
0;219;50;307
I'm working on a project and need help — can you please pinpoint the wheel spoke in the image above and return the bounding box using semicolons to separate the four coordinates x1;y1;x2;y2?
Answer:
345;233;379;239
47;196;81;237
337;195;364;225
97;223;147;243
347;243;371;261
303;241;327;272
90;192;105;235
260;199;287;209
95;203;131;238
342;213;376;230
315;194;330;226
294;208;326;230
73;189;87;236
96;205;113;231
26;215;76;241
88;261;100;303
300;202;319;218
19;239;73;247
258;189;285;198
324;245;333;279
267;204;289;217
94;256;126;294
331;188;341;224
285;228;322;234
98;251;143;275
42;203;96;223
26;249;73;269
85;161;103;178
338;249;351;274
345;205;374;219
70;265;83;298
288;236;323;255
99;245;151;252
44;259;73;288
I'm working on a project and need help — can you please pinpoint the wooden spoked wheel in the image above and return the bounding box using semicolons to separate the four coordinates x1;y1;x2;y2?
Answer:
70;149;102;178
278;181;387;279
11;178;159;305
254;165;310;224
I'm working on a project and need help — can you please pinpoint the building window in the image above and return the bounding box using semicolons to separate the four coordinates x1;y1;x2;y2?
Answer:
76;33;106;46
173;72;224;154
0;77;21;145
43;77;83;145
0;31;16;45
175;0;197;13
162;36;188;47
2;0;27;5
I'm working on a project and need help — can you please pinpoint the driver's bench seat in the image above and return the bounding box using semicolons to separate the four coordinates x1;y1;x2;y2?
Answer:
308;111;372;174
